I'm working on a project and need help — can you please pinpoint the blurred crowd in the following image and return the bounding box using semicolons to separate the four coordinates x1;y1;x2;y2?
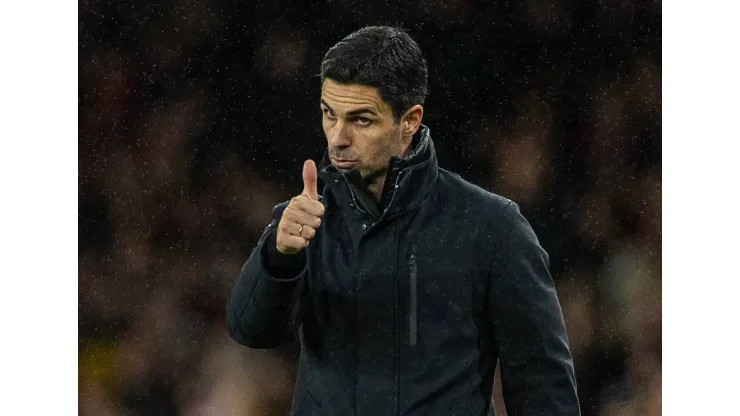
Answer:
78;0;661;415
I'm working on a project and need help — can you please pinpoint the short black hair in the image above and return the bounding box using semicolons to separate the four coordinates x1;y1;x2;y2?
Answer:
320;26;428;124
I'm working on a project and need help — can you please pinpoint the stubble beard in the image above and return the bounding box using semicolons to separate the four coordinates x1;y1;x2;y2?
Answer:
362;126;403;197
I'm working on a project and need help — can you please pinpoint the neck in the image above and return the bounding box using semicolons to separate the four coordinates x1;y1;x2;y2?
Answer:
366;176;385;201
368;140;412;200
361;164;390;201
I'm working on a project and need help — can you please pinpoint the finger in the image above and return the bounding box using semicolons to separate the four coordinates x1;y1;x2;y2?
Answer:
298;225;317;240
292;196;325;218
302;159;319;200
284;207;322;230
277;234;309;252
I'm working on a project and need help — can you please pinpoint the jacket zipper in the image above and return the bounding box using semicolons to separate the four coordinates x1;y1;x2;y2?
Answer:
382;170;403;217
409;249;418;346
341;174;368;215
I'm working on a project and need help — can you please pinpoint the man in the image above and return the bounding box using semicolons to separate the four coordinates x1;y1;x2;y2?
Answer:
227;26;580;415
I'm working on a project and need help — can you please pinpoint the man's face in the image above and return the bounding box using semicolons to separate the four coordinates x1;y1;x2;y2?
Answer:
320;79;406;184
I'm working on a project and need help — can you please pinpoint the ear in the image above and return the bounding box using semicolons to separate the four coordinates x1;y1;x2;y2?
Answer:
401;105;424;140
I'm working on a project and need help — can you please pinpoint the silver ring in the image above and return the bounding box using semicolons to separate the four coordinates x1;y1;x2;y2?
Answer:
298;225;304;236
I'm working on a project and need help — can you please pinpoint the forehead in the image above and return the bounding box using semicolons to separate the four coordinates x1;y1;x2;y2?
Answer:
321;79;391;114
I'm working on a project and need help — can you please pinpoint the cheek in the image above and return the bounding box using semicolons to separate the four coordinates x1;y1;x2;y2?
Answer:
361;133;383;153
366;134;395;163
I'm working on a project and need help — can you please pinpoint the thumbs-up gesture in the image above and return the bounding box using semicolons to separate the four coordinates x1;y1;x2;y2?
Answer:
276;160;326;255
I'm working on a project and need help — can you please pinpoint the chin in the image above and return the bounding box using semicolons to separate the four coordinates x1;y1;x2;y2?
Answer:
331;164;355;174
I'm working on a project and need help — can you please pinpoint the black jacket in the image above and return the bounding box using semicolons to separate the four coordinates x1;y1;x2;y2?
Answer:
227;126;580;415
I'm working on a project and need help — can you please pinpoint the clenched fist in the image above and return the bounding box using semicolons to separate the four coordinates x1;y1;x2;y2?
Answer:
276;160;326;255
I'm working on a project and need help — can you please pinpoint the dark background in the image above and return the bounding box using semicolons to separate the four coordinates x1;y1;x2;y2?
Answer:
78;0;661;414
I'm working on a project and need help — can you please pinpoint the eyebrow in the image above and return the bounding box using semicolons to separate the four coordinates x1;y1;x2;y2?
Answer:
321;99;379;117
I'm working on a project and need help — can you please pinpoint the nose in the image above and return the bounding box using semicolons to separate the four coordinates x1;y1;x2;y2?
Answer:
329;121;351;148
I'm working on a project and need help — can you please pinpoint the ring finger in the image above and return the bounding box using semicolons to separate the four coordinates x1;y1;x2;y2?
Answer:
297;224;316;239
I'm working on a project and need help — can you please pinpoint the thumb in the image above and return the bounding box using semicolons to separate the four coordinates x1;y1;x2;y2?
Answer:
302;159;319;200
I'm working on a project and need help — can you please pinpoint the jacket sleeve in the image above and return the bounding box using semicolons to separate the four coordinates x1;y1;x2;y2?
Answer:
226;202;308;349
488;201;580;415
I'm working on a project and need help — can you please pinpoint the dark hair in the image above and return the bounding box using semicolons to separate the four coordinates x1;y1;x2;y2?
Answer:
320;26;428;124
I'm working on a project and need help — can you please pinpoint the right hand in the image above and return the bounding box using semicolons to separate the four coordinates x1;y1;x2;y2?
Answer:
276;159;326;255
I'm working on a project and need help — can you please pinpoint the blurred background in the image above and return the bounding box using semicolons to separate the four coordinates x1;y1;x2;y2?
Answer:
78;0;661;415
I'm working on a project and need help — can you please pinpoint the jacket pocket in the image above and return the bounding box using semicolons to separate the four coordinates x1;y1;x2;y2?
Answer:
408;248;418;346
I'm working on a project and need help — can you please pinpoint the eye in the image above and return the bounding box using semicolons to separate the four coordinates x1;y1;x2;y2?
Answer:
355;117;372;127
322;108;336;120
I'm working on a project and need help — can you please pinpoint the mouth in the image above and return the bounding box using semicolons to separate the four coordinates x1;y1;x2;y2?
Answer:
330;158;358;169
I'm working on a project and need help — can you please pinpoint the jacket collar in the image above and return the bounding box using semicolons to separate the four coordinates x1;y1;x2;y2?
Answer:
318;125;438;221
